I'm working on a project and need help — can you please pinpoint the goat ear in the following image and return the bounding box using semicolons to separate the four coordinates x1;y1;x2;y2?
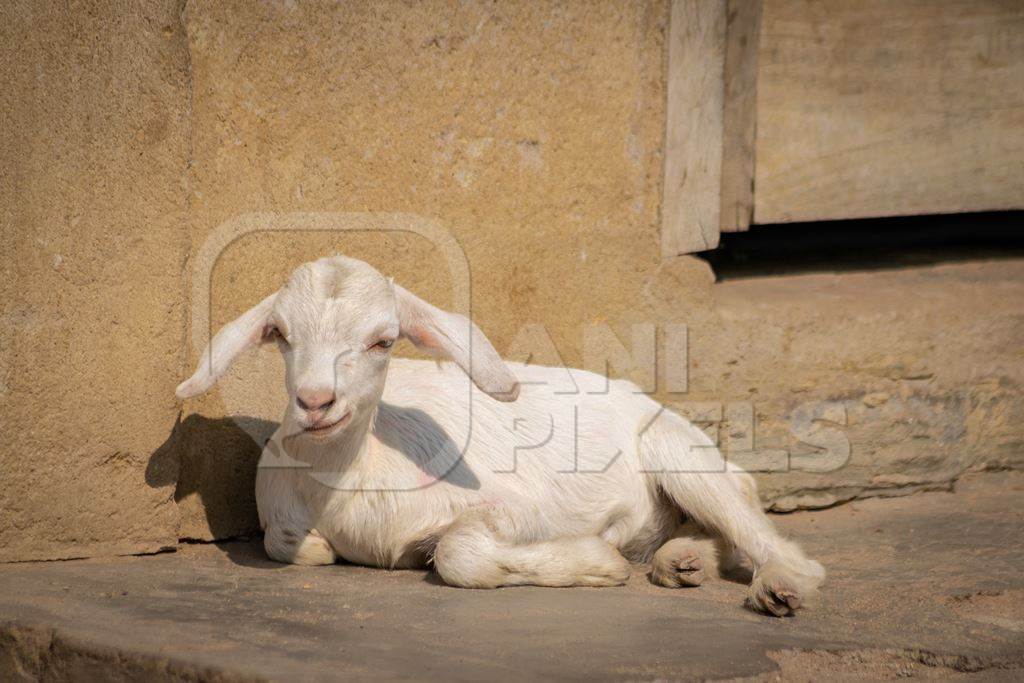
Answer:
394;284;519;402
176;292;279;400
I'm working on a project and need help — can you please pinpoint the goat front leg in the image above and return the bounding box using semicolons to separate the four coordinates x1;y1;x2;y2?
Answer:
432;506;631;588
257;466;336;566
264;525;337;566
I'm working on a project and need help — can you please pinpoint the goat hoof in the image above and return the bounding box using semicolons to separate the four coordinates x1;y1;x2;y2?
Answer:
757;587;800;616
747;561;820;617
671;554;706;586
652;548;705;588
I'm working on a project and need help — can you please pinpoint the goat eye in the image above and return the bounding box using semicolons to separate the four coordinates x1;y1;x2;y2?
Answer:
372;338;394;350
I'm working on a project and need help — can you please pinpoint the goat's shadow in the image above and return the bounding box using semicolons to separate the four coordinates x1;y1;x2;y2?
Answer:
146;413;277;567
146;403;481;569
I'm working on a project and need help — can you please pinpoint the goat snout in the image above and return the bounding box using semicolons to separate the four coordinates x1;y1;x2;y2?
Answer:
296;387;336;414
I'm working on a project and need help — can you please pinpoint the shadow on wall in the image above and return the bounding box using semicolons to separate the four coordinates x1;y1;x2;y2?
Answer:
145;414;276;542
141;402;481;567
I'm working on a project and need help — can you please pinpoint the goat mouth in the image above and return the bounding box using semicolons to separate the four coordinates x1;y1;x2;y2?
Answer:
304;411;351;437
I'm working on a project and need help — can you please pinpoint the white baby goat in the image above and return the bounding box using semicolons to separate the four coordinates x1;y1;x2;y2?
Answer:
176;256;824;616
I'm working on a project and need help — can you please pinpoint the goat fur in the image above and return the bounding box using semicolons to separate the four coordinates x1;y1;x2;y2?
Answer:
177;256;825;616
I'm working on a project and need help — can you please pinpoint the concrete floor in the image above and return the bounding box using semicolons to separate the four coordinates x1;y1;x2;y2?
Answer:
2;473;1023;682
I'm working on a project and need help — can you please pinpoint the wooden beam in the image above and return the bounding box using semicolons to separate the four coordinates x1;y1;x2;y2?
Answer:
661;0;727;257
719;0;763;233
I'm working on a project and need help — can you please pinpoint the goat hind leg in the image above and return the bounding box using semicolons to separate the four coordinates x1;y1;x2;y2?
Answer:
433;507;631;588
643;411;825;615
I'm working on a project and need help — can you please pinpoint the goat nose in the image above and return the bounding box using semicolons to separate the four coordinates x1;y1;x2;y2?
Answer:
296;388;336;412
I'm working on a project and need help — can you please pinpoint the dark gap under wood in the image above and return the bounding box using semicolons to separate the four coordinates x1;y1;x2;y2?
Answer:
700;211;1024;281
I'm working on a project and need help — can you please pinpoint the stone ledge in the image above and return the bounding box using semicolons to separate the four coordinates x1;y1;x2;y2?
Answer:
2;471;1022;681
